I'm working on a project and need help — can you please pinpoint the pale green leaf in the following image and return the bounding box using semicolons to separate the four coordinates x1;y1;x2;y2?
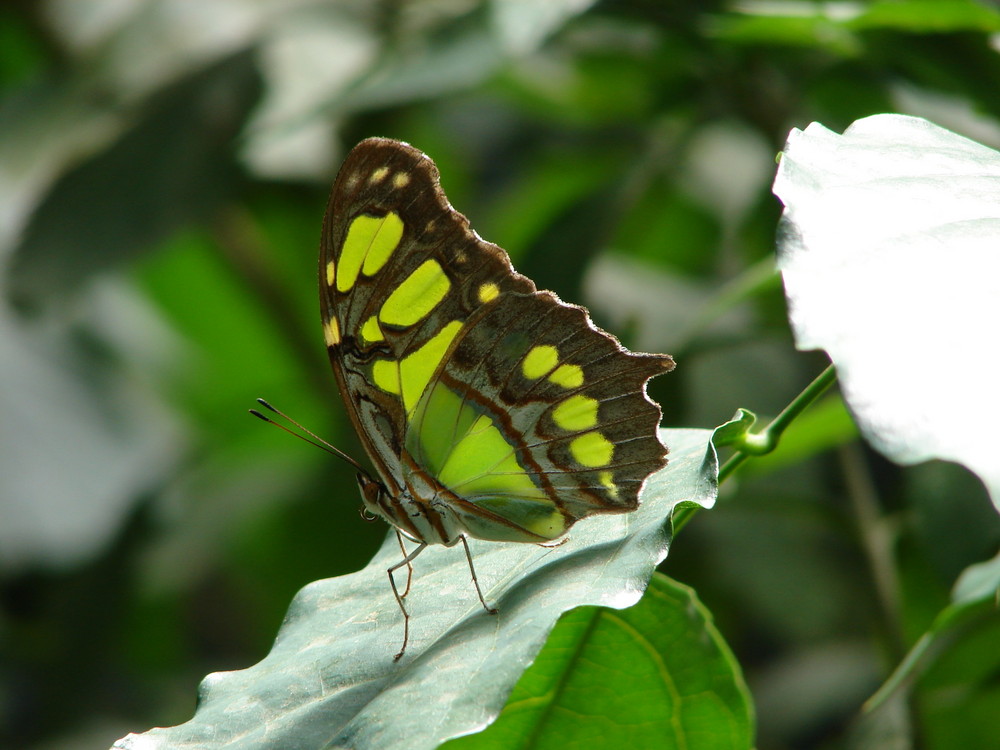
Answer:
113;427;717;750
952;550;1000;606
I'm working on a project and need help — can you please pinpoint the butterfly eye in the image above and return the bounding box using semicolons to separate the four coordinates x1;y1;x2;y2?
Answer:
356;473;383;503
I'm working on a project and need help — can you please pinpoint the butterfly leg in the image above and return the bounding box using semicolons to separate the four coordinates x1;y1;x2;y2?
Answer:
388;540;427;661
394;530;415;598
538;536;569;548
460;535;498;616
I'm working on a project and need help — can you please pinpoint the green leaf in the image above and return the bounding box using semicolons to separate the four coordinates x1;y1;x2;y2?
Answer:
712;408;757;448
708;13;859;56
713;0;1000;44
919;599;1000;749
443;573;754;750
773;114;1000;511
852;0;1000;33
112;427;717;750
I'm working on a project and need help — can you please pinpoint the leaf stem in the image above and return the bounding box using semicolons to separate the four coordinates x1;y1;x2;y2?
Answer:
841;443;905;659
672;364;838;534
863;601;994;715
718;363;837;483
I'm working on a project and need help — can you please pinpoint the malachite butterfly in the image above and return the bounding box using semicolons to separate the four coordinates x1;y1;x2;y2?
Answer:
317;137;673;658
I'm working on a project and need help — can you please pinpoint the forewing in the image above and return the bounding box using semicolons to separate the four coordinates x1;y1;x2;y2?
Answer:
319;138;533;494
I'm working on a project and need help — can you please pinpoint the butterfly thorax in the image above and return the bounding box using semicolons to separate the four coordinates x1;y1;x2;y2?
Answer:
357;470;456;547
358;462;560;548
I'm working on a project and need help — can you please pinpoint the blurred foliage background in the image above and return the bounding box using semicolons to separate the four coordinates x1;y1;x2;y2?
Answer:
1;1;999;748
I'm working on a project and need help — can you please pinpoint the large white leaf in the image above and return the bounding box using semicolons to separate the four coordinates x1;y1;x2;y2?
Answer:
773;114;1000;510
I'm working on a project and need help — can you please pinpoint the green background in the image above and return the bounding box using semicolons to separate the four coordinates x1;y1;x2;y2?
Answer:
1;2;998;748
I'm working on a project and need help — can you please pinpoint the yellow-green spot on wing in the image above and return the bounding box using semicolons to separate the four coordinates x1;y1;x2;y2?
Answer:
598;470;619;498
438;414;563;538
463;495;566;542
371;321;464;411
570;431;614;467
337;212;404;292
372;358;401;394
522;345;558;379
398;320;463;415
408;379;563;540
552;394;599;431
362;212;404;276
379;259;451;327
408;382;479;474
478;282;499;304
323;317;341;347
326;259;336;287
438;414;544;498
361;315;384;344
549;363;583;389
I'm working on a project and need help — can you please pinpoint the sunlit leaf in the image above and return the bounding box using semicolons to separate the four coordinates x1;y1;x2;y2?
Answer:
773;114;1000;511
712;408;757;447
952;550;1000;607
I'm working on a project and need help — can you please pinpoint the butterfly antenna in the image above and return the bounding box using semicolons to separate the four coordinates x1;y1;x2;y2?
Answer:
250;398;370;477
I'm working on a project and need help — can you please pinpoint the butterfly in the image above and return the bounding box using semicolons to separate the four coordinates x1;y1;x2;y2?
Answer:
309;138;672;659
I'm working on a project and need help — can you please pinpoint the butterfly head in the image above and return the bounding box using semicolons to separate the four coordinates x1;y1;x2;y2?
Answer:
355;467;461;546
356;472;412;533
357;471;387;517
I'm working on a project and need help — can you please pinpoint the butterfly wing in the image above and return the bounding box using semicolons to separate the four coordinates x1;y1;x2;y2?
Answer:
320;138;672;544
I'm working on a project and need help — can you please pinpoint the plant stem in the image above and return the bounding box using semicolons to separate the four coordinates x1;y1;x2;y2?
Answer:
719;363;837;481
672;364;838;534
771;363;838;430
841;443;905;661
863;602;994;715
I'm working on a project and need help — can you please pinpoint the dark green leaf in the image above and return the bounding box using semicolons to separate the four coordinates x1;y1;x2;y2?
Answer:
444;573;754;750
8;52;260;307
